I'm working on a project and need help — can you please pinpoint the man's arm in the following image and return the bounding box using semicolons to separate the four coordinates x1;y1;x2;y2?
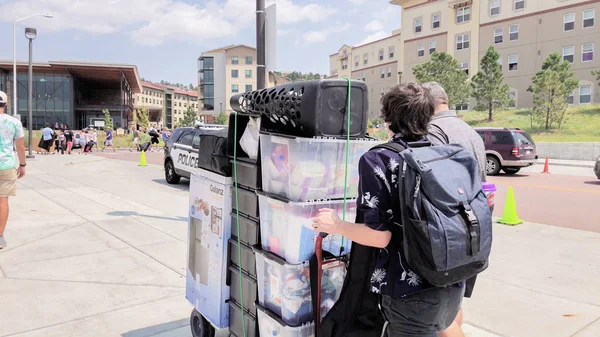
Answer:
15;137;26;178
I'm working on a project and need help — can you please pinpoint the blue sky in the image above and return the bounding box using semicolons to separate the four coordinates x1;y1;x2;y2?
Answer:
0;0;402;86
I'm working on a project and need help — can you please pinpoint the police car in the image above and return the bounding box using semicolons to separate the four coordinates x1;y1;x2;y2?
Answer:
164;122;228;184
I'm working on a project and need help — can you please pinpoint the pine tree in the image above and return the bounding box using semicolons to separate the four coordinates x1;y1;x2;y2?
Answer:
471;46;511;121
102;109;113;129
180;106;198;127
529;53;578;130
215;111;228;125
413;52;471;109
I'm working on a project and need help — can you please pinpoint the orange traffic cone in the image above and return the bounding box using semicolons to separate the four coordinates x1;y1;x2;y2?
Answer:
542;157;550;174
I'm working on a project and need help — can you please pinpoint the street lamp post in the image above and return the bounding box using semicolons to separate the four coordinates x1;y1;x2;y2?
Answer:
25;28;36;159
12;13;52;118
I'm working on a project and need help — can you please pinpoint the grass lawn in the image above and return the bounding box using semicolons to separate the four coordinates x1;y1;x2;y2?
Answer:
24;130;164;150
460;105;600;142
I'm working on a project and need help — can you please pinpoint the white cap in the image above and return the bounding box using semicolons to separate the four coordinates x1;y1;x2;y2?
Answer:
0;91;7;104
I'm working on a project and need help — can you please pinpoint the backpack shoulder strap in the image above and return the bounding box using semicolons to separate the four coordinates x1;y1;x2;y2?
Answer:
371;142;407;153
429;123;450;144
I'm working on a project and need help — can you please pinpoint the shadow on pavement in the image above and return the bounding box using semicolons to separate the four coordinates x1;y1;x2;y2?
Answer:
107;211;188;223
152;178;190;191
122;318;188;337
583;180;600;186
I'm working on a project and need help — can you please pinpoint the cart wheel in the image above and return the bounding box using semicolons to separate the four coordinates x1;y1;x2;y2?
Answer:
190;309;211;337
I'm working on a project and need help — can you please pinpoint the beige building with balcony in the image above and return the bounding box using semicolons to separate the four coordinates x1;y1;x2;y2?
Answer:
134;81;199;129
392;0;600;108
329;32;402;118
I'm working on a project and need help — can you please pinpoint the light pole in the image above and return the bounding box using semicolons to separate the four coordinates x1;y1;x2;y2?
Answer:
13;13;52;118
25;28;36;159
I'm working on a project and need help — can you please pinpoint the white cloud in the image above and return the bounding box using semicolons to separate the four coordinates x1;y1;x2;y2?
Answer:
349;0;368;4
0;0;337;46
303;23;351;45
359;31;389;45
364;20;384;32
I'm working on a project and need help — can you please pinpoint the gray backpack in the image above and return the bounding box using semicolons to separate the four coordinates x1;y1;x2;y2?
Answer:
375;141;493;287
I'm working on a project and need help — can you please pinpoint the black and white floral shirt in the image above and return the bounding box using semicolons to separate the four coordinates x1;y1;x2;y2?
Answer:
358;134;435;298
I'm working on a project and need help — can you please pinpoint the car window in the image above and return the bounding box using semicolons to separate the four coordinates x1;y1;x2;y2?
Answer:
168;129;183;145
192;132;201;149
178;131;194;146
513;131;534;145
476;131;486;142
491;131;514;145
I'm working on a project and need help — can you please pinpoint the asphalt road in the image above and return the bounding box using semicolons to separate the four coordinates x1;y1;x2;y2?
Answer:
94;151;600;233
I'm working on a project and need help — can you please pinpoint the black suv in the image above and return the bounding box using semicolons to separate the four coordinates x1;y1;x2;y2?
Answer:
475;128;538;175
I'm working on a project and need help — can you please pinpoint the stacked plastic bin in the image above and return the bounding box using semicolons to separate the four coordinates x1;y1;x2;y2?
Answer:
227;113;262;337
230;79;379;337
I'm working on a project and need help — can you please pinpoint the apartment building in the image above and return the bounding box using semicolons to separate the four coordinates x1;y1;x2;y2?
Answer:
198;45;257;114
392;0;600;108
329;32;402;118
134;81;199;128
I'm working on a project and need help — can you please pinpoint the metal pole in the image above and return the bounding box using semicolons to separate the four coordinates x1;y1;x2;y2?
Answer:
27;38;34;158
120;72;123;129
13;19;17;117
256;0;266;90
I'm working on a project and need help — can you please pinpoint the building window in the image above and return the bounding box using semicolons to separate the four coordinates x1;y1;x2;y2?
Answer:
232;70;239;78
387;66;392;77
567;90;575;104
414;17;422;33
429;40;436;54
389;46;395;58
342;59;348;70
381;68;385;79
379;49;384;61
563;46;574;63
456;7;471;23
432;13;441;29
355;55;360;67
509;24;519;41
580;85;591;104
232;56;239;64
514;0;524;10
498;56;503;70
456;104;469;111
418;43;425;57
245;85;253;92
460;62;469;75
456;34;470;50
508;54;518;71
490;0;500;16
508;91;517;107
582;43;594;62
364;53;368;65
245;56;253;64
494;27;503;43
583;9;595;28
362;72;366;81
564;13;575;31
232;84;239;93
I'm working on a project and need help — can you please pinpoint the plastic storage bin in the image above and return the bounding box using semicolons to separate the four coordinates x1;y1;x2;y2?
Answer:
230;160;262;190
260;134;381;201
258;194;355;263
231;212;260;246
230;79;369;139
257;305;315;337
229;301;258;337
254;248;347;326
232;186;260;219
229;266;258;315
229;239;257;278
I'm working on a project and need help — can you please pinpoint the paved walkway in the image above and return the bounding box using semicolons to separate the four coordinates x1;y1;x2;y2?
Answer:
0;155;598;337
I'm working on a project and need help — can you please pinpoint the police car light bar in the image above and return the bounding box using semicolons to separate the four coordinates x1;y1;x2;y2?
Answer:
194;121;227;129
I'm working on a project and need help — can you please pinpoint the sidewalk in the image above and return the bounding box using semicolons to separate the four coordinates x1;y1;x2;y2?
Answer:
0;155;598;337
548;158;596;168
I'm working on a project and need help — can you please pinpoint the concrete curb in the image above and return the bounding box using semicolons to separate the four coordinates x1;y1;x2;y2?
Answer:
548;160;595;169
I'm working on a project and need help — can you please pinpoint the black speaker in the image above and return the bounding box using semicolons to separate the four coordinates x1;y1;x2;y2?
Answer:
230;79;368;138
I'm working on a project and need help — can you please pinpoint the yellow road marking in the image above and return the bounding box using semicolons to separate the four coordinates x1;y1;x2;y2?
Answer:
493;181;600;194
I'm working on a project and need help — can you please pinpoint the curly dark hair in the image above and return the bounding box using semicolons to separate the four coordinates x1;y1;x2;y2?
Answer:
380;83;435;138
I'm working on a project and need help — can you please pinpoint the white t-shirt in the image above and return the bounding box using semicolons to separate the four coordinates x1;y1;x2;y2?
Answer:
0;114;24;170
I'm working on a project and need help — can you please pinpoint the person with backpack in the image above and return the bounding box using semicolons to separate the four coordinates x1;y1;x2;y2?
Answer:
313;83;492;337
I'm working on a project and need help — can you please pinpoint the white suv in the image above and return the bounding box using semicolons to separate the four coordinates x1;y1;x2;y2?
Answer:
163;125;229;184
